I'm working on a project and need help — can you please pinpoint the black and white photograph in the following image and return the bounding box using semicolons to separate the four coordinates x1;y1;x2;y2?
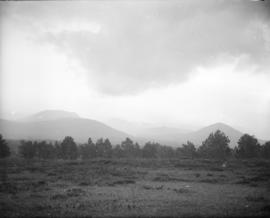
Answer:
0;0;270;217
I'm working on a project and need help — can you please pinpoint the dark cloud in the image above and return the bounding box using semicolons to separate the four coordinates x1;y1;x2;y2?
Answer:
3;0;270;95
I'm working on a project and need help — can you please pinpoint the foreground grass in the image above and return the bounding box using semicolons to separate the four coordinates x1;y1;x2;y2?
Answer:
0;158;270;217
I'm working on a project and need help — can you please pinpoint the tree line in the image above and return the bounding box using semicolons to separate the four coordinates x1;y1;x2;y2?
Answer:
0;130;270;160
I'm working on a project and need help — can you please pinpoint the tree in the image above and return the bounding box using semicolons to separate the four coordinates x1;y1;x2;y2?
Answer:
0;134;10;183
95;138;112;157
37;141;55;159
236;134;260;158
156;145;175;158
180;141;197;158
60;136;78;160
142;142;158;158
80;137;97;159
198;130;231;159
121;138;141;158
95;138;104;157
19;140;36;159
54;141;62;159
113;144;124;158
0;134;10;158
46;142;56;159
133;142;141;158
103;138;112;158
261;141;270;159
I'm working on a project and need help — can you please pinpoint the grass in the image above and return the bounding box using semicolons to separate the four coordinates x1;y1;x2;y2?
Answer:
0;158;270;217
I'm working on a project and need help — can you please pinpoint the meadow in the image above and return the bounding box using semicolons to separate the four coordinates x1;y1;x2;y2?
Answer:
0;158;270;218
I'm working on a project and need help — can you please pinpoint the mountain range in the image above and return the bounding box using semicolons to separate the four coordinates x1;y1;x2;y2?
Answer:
0;110;257;147
0;110;130;145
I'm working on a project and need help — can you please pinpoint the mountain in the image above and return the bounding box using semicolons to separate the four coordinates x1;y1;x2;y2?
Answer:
180;122;244;148
128;122;244;148
0;110;259;148
106;119;190;137
0;110;130;144
134;127;191;147
23;110;80;121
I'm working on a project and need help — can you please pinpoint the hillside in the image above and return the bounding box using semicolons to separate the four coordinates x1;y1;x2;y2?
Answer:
0;112;130;144
0;110;256;148
180;122;243;148
134;122;245;148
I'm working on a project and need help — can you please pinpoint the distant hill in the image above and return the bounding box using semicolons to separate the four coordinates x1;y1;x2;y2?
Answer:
22;110;80;122
0;110;261;148
0;110;130;144
134;122;244;148
134;127;191;147
180;122;244;148
106;119;192;145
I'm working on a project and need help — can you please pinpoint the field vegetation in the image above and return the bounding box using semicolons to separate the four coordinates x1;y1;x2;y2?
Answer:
1;131;270;217
1;157;270;217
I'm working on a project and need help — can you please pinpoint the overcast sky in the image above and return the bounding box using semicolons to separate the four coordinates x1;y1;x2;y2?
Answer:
0;0;269;139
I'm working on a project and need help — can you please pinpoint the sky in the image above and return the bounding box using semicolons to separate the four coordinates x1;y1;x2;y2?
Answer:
0;0;270;140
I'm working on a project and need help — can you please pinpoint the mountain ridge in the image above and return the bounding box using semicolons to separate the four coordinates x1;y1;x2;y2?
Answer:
0;110;264;147
0;115;131;144
22;110;80;122
180;122;244;148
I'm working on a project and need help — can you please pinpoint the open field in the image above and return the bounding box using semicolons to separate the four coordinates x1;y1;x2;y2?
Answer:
1;158;270;218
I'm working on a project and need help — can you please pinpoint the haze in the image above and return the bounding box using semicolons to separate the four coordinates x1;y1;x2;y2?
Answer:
0;0;269;140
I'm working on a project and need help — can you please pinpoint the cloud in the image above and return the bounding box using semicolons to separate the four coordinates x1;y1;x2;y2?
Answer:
2;0;270;95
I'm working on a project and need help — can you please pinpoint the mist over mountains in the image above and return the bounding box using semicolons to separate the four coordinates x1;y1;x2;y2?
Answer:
23;110;80;121
0;110;261;147
0;110;130;145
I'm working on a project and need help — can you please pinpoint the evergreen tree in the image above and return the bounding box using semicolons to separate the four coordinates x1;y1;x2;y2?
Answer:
19;140;36;159
181;141;197;158
113;144;124;158
156;145;175;158
198;130;231;159
261;141;270;159
103;138;112;158
60;136;78;159
236;134;260;158
80;137;97;159
96;138;104;157
54;141;62;159
142;142;158;158
0;134;10;158
121;138;141;158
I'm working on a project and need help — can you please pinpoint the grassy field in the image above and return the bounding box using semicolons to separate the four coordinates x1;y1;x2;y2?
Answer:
0;158;270;218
